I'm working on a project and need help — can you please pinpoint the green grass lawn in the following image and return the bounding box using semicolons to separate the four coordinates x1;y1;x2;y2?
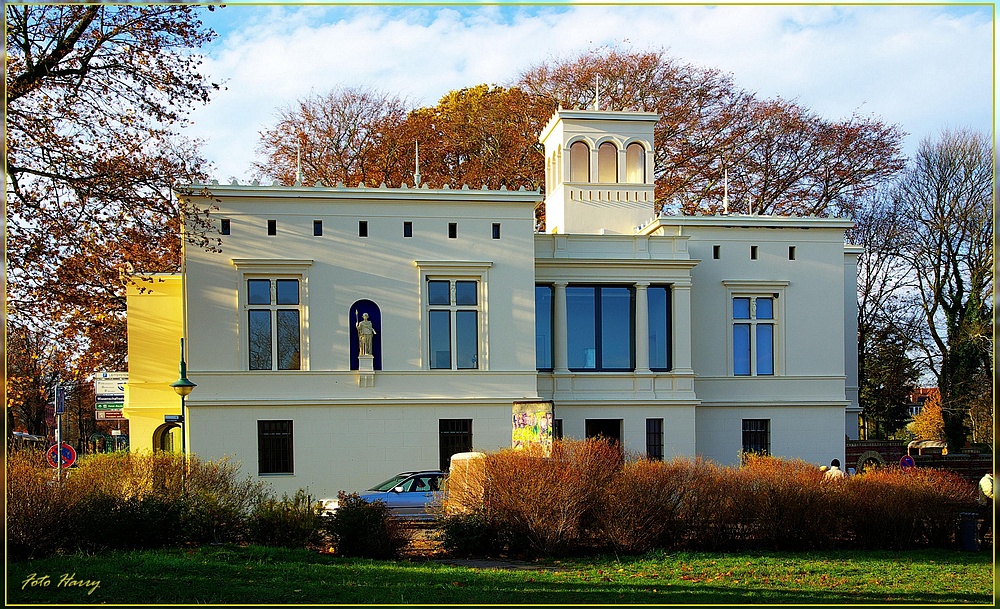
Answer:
7;544;993;605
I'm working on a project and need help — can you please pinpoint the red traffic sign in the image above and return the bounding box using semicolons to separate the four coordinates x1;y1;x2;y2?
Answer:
900;455;915;469
46;442;77;468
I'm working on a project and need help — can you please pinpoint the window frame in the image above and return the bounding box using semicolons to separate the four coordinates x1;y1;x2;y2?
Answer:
258;419;294;475
535;284;554;371
566;284;635;372
417;261;492;371
439;419;473;471
742;418;771;456
625;142;646;183
569;140;590;183
597;141;618;183
647;284;672;372
233;259;313;372
722;281;787;377
646;418;664;461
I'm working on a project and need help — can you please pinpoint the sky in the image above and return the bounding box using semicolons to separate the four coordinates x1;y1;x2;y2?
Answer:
185;3;994;183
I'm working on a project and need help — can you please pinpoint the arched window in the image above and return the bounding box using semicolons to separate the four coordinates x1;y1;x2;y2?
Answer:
570;141;589;182
598;142;618;183
626;143;645;183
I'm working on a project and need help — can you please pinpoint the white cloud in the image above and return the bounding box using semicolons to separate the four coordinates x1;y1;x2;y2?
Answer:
186;4;992;182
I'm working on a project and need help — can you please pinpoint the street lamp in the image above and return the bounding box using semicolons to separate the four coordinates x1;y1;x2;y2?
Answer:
169;337;196;463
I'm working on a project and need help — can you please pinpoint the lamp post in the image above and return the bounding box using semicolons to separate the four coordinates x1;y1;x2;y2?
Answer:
169;338;196;470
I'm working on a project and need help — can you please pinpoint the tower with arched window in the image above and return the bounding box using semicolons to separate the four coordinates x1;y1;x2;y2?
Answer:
539;108;659;234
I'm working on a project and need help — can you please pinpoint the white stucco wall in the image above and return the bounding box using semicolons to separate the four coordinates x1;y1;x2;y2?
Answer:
189;402;515;498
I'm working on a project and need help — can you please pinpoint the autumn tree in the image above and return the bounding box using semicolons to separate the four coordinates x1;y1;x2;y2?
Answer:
5;6;220;378
253;87;411;187
401;85;553;191
893;129;993;449
909;391;946;442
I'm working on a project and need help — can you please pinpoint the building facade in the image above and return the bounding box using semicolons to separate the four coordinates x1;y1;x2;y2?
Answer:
125;107;860;497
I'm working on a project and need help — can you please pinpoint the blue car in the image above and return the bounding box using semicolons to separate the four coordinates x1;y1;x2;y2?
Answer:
319;471;446;520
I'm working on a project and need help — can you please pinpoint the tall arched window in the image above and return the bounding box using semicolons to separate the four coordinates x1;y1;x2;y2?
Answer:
570;141;589;182
626;143;645;183
598;142;618;183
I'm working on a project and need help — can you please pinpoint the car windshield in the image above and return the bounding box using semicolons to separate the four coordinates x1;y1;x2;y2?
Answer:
367;474;411;492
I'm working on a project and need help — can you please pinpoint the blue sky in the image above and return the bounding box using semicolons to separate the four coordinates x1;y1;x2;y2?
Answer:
185;4;994;182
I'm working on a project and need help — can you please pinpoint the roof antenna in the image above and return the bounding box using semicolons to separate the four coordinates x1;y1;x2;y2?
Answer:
723;167;729;215
413;141;422;187
295;141;303;185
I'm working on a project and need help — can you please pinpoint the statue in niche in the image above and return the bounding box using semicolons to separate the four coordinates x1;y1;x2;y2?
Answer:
356;311;376;357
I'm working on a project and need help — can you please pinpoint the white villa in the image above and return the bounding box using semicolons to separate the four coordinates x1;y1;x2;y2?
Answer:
124;107;860;497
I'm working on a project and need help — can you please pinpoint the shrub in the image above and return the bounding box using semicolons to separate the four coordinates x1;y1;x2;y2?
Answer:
734;454;836;550
325;491;410;558
66;492;183;552
247;489;324;548
479;438;622;556
438;510;505;557
593;457;697;554
6;450;77;559
6;451;273;558
842;467;977;549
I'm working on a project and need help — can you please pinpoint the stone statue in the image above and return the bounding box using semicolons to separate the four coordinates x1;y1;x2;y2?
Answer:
356;311;376;356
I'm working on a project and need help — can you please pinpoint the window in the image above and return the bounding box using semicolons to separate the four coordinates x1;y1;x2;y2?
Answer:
267;220;276;236
625;143;645;183
788;246;796;260
220;219;231;235
439;419;472;471
247;278;301;370
313;220;323;236
732;296;774;376
742;419;770;456
448;223;457;239
492;223;501;240
553;419;564;440
713;245;721;260
598;142;617;183
646;418;664;461
570;141;589;182
750;245;758;260
585;419;622;445
647;286;672;371
403;221;413;238
428;279;479;369
258;420;293;474
359;221;368;237
567;286;634;371
535;285;553;370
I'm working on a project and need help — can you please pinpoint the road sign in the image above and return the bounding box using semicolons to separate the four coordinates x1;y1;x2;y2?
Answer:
164;414;185;423
95;380;126;395
46;442;77;468
96;410;124;420
96;371;128;380
55;385;66;415
900;455;915;469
